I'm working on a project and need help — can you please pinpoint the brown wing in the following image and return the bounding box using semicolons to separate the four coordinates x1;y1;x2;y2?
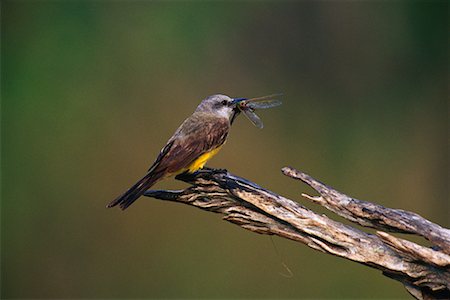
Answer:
107;114;229;210
149;114;230;176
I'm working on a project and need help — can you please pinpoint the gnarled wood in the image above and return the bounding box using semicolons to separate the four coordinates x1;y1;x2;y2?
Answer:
282;167;450;255
144;167;450;299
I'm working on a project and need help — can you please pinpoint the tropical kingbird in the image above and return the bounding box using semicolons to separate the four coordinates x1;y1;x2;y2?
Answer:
108;94;280;210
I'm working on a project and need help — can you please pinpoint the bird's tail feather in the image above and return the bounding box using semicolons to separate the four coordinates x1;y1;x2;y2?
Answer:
107;172;161;210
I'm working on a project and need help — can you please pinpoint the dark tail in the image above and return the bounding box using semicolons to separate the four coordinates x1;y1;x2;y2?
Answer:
107;172;162;210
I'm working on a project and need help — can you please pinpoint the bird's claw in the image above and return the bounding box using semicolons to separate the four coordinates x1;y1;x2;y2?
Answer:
200;167;228;174
175;168;228;182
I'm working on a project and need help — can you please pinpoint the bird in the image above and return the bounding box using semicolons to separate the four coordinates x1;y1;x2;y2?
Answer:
107;94;247;210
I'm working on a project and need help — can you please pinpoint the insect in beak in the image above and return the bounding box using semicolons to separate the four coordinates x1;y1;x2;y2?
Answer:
231;97;248;106
233;94;283;129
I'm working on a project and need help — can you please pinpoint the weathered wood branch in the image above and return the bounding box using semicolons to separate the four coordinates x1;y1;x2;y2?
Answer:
282;168;450;255
144;167;450;299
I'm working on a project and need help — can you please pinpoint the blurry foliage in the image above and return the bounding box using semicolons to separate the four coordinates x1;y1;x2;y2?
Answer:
2;1;448;299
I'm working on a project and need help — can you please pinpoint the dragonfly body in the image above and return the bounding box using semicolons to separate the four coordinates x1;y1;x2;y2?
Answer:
234;94;283;128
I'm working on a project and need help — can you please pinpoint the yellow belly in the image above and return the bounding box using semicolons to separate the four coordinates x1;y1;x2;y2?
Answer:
185;146;223;173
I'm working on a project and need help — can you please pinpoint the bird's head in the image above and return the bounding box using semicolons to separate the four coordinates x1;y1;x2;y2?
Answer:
195;94;247;121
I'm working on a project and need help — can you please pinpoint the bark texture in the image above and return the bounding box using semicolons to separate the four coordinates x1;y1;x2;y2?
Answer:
144;167;450;299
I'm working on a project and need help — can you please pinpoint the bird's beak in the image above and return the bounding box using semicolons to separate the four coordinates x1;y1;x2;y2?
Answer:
229;98;246;124
231;97;247;106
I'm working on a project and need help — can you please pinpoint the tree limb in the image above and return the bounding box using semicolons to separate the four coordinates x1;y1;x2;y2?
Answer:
144;167;450;299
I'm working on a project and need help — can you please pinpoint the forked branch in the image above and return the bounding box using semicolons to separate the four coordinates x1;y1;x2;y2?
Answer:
144;167;450;299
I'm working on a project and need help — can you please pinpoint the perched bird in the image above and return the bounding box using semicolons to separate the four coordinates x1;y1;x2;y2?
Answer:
108;94;281;210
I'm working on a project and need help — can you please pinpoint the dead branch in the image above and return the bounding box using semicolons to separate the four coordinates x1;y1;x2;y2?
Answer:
144;167;450;299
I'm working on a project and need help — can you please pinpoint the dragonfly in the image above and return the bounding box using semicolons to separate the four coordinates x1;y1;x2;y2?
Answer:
232;93;283;129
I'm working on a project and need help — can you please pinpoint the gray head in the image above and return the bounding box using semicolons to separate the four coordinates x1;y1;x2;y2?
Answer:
195;94;237;119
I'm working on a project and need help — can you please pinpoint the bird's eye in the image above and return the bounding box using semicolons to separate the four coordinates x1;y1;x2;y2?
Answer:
221;100;228;105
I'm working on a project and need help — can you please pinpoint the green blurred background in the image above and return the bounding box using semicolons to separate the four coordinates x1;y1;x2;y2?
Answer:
2;1;448;299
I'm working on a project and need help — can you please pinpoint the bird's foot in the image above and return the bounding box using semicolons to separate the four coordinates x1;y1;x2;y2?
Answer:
175;168;228;183
199;167;228;174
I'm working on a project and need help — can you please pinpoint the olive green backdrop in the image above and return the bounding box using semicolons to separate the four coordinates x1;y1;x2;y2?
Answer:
2;1;448;299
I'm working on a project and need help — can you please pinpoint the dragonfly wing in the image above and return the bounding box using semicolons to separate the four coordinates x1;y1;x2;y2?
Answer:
247;100;282;110
243;109;264;129
245;93;283;102
237;93;282;129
